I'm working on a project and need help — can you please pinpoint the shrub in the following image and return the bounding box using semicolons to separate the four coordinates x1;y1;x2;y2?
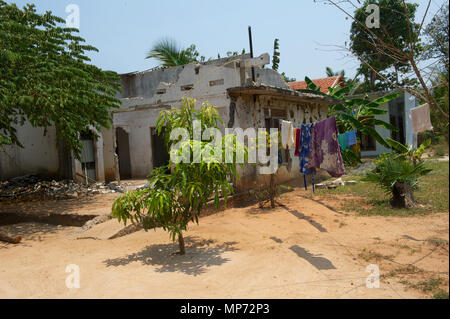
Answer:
364;152;432;208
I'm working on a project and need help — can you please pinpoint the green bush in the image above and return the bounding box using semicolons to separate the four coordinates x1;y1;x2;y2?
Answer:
364;154;432;196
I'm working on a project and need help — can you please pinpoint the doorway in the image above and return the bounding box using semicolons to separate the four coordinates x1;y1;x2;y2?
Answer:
389;97;406;145
116;127;132;179
151;127;170;169
80;130;96;182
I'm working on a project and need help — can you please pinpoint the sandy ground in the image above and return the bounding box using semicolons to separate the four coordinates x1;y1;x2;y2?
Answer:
0;186;448;299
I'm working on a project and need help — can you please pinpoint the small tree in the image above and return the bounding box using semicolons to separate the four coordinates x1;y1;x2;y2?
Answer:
112;98;247;255
249;130;288;209
364;139;432;208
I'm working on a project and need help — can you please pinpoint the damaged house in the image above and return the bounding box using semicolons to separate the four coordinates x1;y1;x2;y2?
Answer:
0;53;340;192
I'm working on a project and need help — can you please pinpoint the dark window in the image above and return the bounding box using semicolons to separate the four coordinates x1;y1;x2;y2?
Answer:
265;117;289;164
151;127;170;171
359;116;376;151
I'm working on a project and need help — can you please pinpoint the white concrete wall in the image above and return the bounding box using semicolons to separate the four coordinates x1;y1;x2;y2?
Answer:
101;126;116;182
0;122;60;180
109;56;291;180
232;94;329;192
360;102;391;158
404;92;418;148
361;92;417;157
113;107;170;178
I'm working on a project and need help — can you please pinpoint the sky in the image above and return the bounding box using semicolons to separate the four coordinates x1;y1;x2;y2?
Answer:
7;0;445;81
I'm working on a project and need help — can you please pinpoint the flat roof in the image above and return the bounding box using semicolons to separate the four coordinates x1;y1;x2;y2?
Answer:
227;84;343;105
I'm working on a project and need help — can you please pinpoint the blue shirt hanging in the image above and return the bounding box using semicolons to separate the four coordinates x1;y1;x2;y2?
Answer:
299;123;313;175
345;130;357;148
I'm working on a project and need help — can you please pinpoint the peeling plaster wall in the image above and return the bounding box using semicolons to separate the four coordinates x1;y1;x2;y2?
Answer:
231;95;329;192
101;126;116;182
109;59;290;180
0;122;60;180
112;107;169;178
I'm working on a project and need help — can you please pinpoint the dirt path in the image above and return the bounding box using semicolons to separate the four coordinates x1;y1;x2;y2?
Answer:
0;188;448;298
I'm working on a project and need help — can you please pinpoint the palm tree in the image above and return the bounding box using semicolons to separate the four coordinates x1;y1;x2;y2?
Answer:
146;38;199;67
325;66;345;77
325;67;363;94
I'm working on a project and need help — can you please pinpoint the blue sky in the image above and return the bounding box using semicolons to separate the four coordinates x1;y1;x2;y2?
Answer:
8;0;444;80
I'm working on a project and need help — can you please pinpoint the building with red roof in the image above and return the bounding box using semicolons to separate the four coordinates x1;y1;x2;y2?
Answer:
288;76;344;94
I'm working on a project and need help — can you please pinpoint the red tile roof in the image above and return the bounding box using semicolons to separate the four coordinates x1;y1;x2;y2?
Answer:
288;76;344;94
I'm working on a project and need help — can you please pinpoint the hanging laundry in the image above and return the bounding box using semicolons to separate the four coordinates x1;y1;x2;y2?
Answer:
299;123;314;175
345;130;357;148
411;103;433;134
308;116;345;177
338;134;348;151
294;128;301;156
298;123;314;191
281;120;295;149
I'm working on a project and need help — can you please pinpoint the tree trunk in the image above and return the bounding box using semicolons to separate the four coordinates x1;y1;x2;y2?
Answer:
390;182;416;209
269;174;275;208
178;233;185;255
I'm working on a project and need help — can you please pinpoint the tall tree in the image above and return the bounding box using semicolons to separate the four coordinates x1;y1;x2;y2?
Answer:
423;3;449;69
325;66;345;77
317;0;450;143
349;0;421;90
0;1;121;156
325;67;362;92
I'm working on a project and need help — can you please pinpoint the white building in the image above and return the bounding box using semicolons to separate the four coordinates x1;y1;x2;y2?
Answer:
1;54;339;192
358;90;418;158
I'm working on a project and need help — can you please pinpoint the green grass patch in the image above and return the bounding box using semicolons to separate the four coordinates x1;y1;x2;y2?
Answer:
313;161;449;216
358;248;395;262
429;136;448;158
433;289;450;299
411;278;447;293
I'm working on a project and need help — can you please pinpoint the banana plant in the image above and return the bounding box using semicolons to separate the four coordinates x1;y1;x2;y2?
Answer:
296;76;400;164
386;137;431;165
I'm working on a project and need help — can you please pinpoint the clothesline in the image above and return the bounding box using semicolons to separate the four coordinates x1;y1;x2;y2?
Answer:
280;116;346;193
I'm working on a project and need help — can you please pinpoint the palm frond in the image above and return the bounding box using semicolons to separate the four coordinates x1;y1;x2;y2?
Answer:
146;38;191;67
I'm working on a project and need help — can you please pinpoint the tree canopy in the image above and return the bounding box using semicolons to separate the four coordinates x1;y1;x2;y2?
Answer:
350;0;421;90
0;1;121;156
423;4;449;67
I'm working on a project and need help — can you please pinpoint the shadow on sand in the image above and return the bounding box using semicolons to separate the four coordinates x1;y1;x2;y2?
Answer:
290;245;336;270
103;236;239;276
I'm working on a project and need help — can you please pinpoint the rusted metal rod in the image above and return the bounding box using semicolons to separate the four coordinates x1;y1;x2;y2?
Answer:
248;26;255;82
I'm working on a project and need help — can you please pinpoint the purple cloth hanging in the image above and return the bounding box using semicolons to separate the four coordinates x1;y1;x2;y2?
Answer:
308;116;345;177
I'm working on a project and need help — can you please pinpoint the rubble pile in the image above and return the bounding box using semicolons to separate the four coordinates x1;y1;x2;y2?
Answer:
347;161;376;176
315;178;357;190
0;175;125;201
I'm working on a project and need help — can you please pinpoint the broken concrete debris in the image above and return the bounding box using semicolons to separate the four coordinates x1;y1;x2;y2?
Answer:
315;178;357;190
0;175;126;201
